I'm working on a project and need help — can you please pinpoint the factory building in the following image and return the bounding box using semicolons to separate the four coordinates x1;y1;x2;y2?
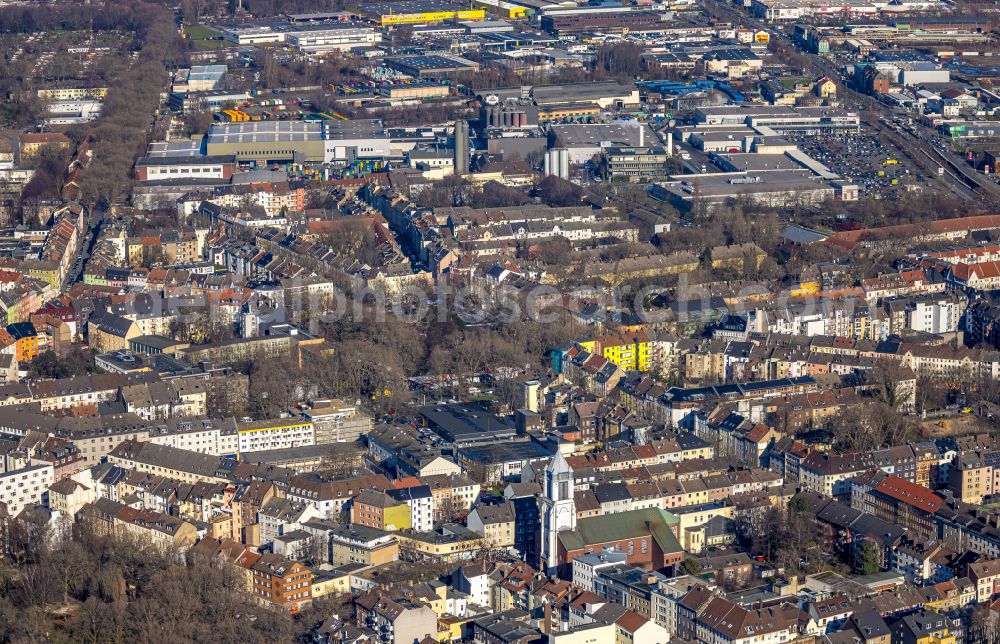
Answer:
480;101;538;128
694;105;860;133
204;120;390;164
135;156;237;182
384;54;480;78
540;12;672;35
477;81;639;112
172;65;227;93
652;172;836;213
358;1;485;25
603;147;672;182
548;123;659;164
283;25;382;54
473;0;530;18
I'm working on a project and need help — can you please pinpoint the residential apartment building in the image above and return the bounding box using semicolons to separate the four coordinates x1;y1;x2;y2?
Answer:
236;417;315;454
853;474;943;541
354;590;437;644
351;489;411;531
578;332;654;373
0;463;54;516
247;552;314;613
467;501;516;549
967;558;1000;604
387;485;434;533
106;439;230;484
329;524;400;567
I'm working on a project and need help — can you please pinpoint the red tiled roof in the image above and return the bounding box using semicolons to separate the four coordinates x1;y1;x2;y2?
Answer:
615;610;648;633
745;423;773;442
826;215;1000;250
20;132;70;144
390;476;423;489
952;260;1000;282
874;475;943;512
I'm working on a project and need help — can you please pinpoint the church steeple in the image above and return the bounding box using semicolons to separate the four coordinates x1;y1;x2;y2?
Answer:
546;450;573;500
541;450;576;576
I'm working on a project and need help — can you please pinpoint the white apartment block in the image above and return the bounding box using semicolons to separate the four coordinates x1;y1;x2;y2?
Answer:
909;298;961;335
237;418;315;454
572;550;628;592
406;495;434;532
0;464;54;516
147;419;239;456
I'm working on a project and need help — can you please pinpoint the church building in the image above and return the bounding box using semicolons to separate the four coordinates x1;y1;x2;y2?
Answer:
541;450;687;579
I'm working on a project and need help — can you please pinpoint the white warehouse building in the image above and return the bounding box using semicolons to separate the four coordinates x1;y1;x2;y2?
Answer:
284;25;382;55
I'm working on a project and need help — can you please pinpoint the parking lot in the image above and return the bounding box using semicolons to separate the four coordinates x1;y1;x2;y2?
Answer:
786;132;918;197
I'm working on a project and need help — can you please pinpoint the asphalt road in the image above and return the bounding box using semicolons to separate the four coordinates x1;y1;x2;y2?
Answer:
67;208;105;285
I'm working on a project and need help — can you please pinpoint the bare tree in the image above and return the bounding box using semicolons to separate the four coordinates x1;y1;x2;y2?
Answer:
434;494;470;527
317;442;364;479
970;605;1000;644
827;401;917;454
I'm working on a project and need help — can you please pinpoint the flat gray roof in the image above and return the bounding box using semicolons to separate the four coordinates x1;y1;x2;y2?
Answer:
687;126;756;140
146;140;204;157
665;171;832;198
550;123;657;147
362;0;472;14
781;225;829;244
205;119;385;144
136;155;235;167
388;54;478;71
206;121;323;144
531;80;635;105
714;153;808;173
322;119;387;138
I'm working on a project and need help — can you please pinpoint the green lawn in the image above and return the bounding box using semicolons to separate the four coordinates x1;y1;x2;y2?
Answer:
780;77;810;90
184;24;223;39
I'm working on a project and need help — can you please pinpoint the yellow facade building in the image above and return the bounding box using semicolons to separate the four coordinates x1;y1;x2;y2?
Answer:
38;87;108;101
311;569;352;598
579;332;653;373
473;0;529;18
366;4;485;26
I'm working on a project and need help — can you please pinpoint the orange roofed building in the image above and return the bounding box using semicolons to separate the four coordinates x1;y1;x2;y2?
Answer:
242;551;314;613
856;473;943;541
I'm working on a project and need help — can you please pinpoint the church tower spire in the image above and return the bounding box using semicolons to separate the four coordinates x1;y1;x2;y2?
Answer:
541;450;576;576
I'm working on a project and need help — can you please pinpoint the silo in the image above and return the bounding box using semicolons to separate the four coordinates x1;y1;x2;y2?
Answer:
454;120;469;175
558;149;569;179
